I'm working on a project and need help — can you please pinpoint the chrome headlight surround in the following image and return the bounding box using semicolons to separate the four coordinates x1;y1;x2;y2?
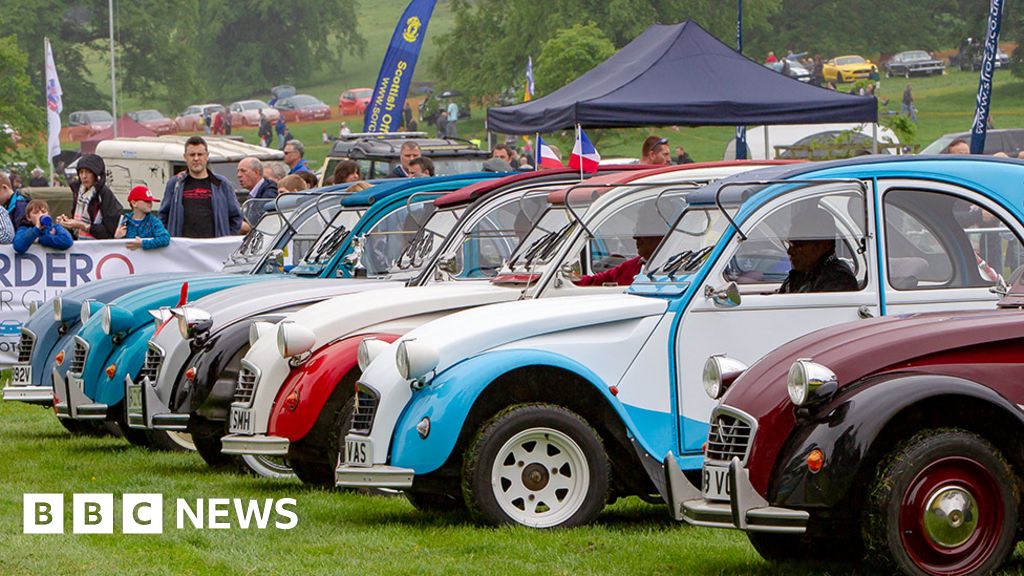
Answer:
249;320;275;347
787;359;838;406
702;354;749;400
101;305;133;336
81;299;102;324
277;321;316;359
148;307;173;329
173;306;213;341
357;337;390;372
395;339;439;387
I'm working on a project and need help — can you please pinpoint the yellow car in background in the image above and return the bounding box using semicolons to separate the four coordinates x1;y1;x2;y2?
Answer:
823;55;878;83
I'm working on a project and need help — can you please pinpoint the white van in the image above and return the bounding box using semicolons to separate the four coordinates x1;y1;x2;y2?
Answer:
93;136;284;204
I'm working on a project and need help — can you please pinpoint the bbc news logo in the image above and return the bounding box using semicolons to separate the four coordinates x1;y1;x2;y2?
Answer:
23;494;298;534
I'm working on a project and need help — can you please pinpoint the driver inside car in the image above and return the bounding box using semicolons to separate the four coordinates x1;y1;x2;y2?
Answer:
778;206;858;293
576;209;666;286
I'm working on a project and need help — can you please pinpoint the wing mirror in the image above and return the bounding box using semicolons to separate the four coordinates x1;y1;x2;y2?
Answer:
704;281;741;308
437;253;458;275
560;260;582;282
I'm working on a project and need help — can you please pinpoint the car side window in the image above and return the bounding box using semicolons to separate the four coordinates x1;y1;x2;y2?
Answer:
884;189;1024;290
723;190;868;292
584;196;683;279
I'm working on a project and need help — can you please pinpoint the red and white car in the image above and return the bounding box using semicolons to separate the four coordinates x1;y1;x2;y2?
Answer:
174;104;225;132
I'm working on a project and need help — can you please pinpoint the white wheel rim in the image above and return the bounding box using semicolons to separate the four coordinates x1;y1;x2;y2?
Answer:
242;455;294;479
490;427;590;528
166;431;195;451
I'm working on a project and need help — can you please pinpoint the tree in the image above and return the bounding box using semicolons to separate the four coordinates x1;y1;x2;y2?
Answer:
534;24;615;96
0;36;46;166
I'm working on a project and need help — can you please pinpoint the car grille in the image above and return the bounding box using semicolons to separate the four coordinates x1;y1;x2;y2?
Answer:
17;329;35;363
138;344;164;384
69;338;88;374
351;384;380;434
233;364;259;406
706;409;755;464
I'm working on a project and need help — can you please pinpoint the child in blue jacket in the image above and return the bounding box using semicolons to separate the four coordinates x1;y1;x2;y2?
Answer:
13;199;74;254
115;186;170;250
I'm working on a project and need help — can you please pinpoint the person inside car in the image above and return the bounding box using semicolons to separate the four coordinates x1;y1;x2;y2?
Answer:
576;209;667;286
778;207;858;293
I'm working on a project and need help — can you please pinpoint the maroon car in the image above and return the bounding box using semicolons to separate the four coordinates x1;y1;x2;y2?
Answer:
273;94;332;123
666;278;1024;575
127;109;178;135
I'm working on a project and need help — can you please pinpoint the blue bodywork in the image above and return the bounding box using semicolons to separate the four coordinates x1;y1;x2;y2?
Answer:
386;156;1024;474
72;173;497;414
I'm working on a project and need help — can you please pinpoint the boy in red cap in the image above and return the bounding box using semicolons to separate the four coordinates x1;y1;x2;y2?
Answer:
115;186;170;250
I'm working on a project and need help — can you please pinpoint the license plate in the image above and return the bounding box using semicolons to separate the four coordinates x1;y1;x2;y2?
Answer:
702;464;732;501
229;407;254;434
344;435;372;467
126;383;142;413
11;364;31;385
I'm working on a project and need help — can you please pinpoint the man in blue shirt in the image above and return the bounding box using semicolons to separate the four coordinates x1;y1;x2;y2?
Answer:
283;139;311;174
446;99;459;138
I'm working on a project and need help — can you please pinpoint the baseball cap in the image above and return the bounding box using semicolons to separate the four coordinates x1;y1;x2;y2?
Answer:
128;186;159;203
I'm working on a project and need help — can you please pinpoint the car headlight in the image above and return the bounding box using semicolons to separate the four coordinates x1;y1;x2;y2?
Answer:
787;359;838;406
357;337;389;372
101;305;133;336
101;305;111;334
702;354;748;400
249;320;275;347
174;306;213;340
81;299;102;324
395;339;439;383
28;300;38;317
54;297;81;323
277;321;315;359
148;307;173;329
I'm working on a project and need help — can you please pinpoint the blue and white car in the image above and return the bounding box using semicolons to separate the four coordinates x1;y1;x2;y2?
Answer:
337;156;1024;528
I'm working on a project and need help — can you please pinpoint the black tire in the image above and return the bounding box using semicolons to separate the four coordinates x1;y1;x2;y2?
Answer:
461;403;609;528
148;429;194;452
117;419;152;447
291;396;355;488
192;423;237;468
59;418;103;436
863;429;1018;576
904;69;911;79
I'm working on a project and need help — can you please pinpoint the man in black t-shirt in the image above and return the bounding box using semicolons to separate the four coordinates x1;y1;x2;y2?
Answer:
159;136;242;238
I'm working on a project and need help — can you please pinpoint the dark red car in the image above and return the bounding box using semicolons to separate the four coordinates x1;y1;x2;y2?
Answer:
666;279;1024;575
274;94;332;123
127;109;178;135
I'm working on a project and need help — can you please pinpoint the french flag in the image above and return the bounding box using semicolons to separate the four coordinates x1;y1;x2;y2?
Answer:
569;127;600;173
536;136;563;169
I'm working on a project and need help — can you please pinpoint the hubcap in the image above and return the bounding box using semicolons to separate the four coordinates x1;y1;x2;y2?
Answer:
923;485;978;548
490;427;589;528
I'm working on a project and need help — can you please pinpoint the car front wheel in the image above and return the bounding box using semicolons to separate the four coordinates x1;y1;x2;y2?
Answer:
864;429;1018;576
461;403;609;528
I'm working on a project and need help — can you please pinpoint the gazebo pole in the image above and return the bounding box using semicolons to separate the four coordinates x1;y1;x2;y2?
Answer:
763;125;770;159
872;123;879;154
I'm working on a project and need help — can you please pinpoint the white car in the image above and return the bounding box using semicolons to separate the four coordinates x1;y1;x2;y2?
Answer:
338;156;1024;529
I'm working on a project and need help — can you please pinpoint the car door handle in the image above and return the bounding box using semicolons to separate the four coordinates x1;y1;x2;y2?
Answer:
858;305;874;319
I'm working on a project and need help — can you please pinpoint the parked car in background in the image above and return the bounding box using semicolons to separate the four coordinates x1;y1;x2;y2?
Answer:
921;128;1024;156
884;50;945;77
62;110;113;142
229;100;280;127
823;55;878;83
723;123;900;160
766;59;811;82
951;37;1012;71
269;84;296;105
274;95;332;123
319;133;489;184
127;109;178;135
338;88;373;116
175;104;225;132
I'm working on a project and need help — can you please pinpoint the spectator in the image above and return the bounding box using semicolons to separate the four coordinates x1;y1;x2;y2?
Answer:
332;160;362;184
284;139;312;174
159;135;242;238
674;146;694;164
263;161;288;183
211;111;223;135
238;157;276;201
276;117;288;150
1017;151;1024;160
391;142;421;177
115;186;169;250
491;144;511;163
27;168;48;187
408;156;435;177
258;111;272;147
276;174;308;194
482;157;512;172
446;99;459;137
0;208;11;244
641;136;671;165
60;153;123;239
297;170;318;189
435;110;448;139
517;156;534;171
765;51;778;64
946;139;970;155
811;55;824;86
0;172;29;227
902;84;916;123
403;101;414;130
13;199;73;254
339;121;351;137
202;108;212;135
223;110;232;135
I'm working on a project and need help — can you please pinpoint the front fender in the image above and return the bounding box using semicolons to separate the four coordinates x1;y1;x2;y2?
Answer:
771;373;1024;509
93;325;154;407
390;349;646;475
269;332;399;442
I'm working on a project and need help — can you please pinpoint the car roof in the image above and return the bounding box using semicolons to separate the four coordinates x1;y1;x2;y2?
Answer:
341;173;496;207
434;165;652;208
330;136;488;160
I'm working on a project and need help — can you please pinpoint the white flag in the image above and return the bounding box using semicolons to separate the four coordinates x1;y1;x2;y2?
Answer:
44;38;63;162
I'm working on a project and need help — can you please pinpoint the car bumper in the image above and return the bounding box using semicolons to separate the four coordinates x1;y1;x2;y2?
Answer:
125;375;184;430
2;385;53;405
54;369;107;420
220;433;290;456
335;464;415;489
664;454;809;533
909;65;945;74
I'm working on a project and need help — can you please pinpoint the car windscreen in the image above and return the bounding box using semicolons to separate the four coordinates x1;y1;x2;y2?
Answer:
836;56;865;65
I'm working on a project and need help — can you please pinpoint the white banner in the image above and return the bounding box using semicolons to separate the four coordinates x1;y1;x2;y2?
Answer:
0;237;242;365
44;38;63;163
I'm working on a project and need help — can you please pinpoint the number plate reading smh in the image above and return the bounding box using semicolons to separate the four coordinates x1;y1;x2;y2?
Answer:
229;407;254;434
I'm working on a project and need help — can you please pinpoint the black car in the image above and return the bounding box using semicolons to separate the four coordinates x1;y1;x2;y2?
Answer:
884;50;945;77
320;133;488;184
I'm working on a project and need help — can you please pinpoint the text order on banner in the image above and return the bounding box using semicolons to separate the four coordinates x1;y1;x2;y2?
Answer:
0;236;241;365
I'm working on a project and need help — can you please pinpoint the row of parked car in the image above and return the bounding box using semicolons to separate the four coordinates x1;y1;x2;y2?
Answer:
769;47;1013;85
5;153;1024;575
